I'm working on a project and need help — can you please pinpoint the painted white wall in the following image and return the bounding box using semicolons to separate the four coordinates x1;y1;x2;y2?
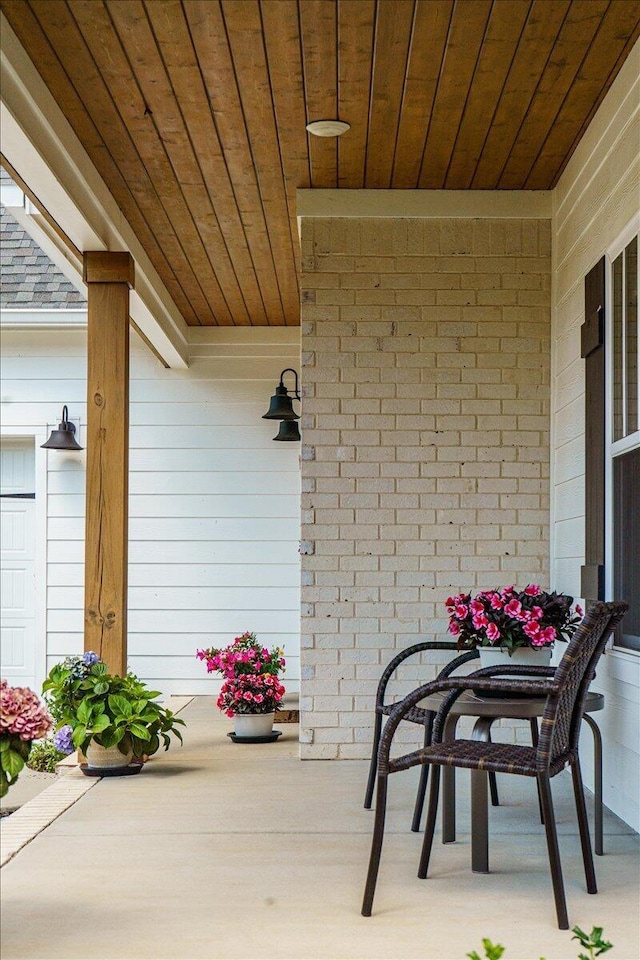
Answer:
0;325;301;696
552;40;640;830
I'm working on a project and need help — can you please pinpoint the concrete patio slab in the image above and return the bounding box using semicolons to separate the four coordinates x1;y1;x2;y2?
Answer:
1;697;638;960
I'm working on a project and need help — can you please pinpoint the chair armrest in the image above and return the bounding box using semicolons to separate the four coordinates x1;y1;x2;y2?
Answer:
375;641;459;710
376;665;560;771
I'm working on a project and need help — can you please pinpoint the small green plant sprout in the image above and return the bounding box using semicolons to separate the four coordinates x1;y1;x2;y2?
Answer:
467;940;506;960
571;926;613;960
26;739;65;773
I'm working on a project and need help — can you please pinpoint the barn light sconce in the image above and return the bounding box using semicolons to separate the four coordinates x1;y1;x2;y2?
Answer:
262;368;301;442
41;406;83;451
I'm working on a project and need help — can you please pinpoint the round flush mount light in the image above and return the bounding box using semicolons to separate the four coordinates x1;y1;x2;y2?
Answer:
306;119;351;138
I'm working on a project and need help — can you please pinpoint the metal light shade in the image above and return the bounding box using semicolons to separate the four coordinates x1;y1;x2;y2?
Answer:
273;420;301;442
41;406;83;451
262;383;299;421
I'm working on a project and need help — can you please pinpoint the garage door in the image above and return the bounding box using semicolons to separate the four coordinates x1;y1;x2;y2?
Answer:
1;439;37;690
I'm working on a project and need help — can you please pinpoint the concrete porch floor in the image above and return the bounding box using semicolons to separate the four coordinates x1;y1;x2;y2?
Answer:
1;696;638;960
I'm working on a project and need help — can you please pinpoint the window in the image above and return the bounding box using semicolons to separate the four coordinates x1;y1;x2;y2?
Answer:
608;232;639;651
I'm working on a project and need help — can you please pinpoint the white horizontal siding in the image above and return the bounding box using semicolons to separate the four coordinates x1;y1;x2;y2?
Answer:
1;326;301;699
551;41;640;830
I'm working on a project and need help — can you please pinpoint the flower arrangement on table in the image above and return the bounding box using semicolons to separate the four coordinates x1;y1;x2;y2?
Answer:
0;680;53;797
43;652;185;763
196;632;286;716
446;585;584;655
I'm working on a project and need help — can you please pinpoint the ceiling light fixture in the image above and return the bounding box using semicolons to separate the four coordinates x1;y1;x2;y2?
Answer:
306;119;351;138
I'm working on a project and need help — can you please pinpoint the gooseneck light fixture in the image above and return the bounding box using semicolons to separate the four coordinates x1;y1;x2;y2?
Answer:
262;368;301;442
41;405;83;451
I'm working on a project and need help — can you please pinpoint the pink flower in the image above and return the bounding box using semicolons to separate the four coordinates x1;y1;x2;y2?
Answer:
504;599;522;619
524;584;542;596
523;621;541;640
0;681;52;741
576;604;583;617
486;623;501;641
448;620;461;636
540;626;556;644
489;594;503;610
472;613;488;629
530;606;544;621
469;599;485;615
454;604;468;619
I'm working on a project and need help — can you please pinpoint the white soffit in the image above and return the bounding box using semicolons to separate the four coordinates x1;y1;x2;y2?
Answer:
0;14;188;369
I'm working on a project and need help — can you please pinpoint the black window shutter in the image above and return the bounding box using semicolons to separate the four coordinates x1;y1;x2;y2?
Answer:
580;257;606;601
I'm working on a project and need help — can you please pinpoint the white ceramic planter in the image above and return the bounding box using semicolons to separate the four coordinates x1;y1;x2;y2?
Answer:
478;647;552;669
233;712;275;738
85;739;133;769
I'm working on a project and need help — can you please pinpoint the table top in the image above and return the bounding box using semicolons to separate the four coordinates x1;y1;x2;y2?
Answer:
417;689;604;720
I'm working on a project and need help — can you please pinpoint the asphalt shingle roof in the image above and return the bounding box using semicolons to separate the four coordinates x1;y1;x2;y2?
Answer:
0;184;87;308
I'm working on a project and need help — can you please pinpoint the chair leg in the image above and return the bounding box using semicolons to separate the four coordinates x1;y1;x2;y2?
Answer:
362;776;388;916
537;773;569;930
530;719;545;824
411;720;432;832
571;756;597;894
582;713;604;855
418;765;441;879
364;713;382;809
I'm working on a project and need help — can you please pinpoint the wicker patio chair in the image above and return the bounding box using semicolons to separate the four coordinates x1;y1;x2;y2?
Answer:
364;641;501;831
362;600;628;928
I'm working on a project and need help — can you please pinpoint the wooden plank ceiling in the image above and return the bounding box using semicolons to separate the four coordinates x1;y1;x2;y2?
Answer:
2;0;639;326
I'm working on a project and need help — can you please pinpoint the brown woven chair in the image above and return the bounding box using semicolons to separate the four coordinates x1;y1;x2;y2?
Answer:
362;600;628;928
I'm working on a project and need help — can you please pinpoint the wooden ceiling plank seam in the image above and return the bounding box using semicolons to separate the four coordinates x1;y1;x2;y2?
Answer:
444;0;533;189
185;0;288;325
336;0;376;189
18;0;206;325
550;16;640;189
365;0;415;188
221;0;298;320
104;0;239;325
391;0;454;189
439;0;503;188
257;0;304;324
469;0;572;189
259;0;310;324
414;0;469;189
214;0;288;323
299;0;339;188
66;0;220;325
525;3;640;189
418;0;494;188
144;0;262;325
497;0;611;188
513;0;616;188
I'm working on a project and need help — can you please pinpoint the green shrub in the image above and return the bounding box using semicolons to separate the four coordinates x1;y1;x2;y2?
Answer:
467;927;612;960
26;739;65;773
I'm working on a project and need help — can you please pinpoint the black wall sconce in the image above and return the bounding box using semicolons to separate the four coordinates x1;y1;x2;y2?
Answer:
262;368;301;442
41;406;83;451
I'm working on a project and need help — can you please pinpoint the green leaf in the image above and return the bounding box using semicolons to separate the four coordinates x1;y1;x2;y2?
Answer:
129;723;151;741
72;725;87;748
77;700;92;724
91;714;111;734
108;695;132;718
2;748;26;779
93;681;109;696
0;738;11;754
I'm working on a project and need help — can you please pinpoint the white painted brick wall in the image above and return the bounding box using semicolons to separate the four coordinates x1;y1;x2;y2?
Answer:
299;217;551;758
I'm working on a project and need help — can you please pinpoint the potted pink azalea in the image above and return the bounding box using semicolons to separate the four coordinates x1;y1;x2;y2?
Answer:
446;585;583;667
1;680;53;797
196;632;286;739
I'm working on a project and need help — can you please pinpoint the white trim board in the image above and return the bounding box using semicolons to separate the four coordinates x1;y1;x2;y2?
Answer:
297;189;552;221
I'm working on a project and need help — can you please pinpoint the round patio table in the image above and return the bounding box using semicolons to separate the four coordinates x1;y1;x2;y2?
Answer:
416;689;604;873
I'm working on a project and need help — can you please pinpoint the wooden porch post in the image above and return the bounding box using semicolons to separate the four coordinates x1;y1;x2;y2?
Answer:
83;251;134;675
